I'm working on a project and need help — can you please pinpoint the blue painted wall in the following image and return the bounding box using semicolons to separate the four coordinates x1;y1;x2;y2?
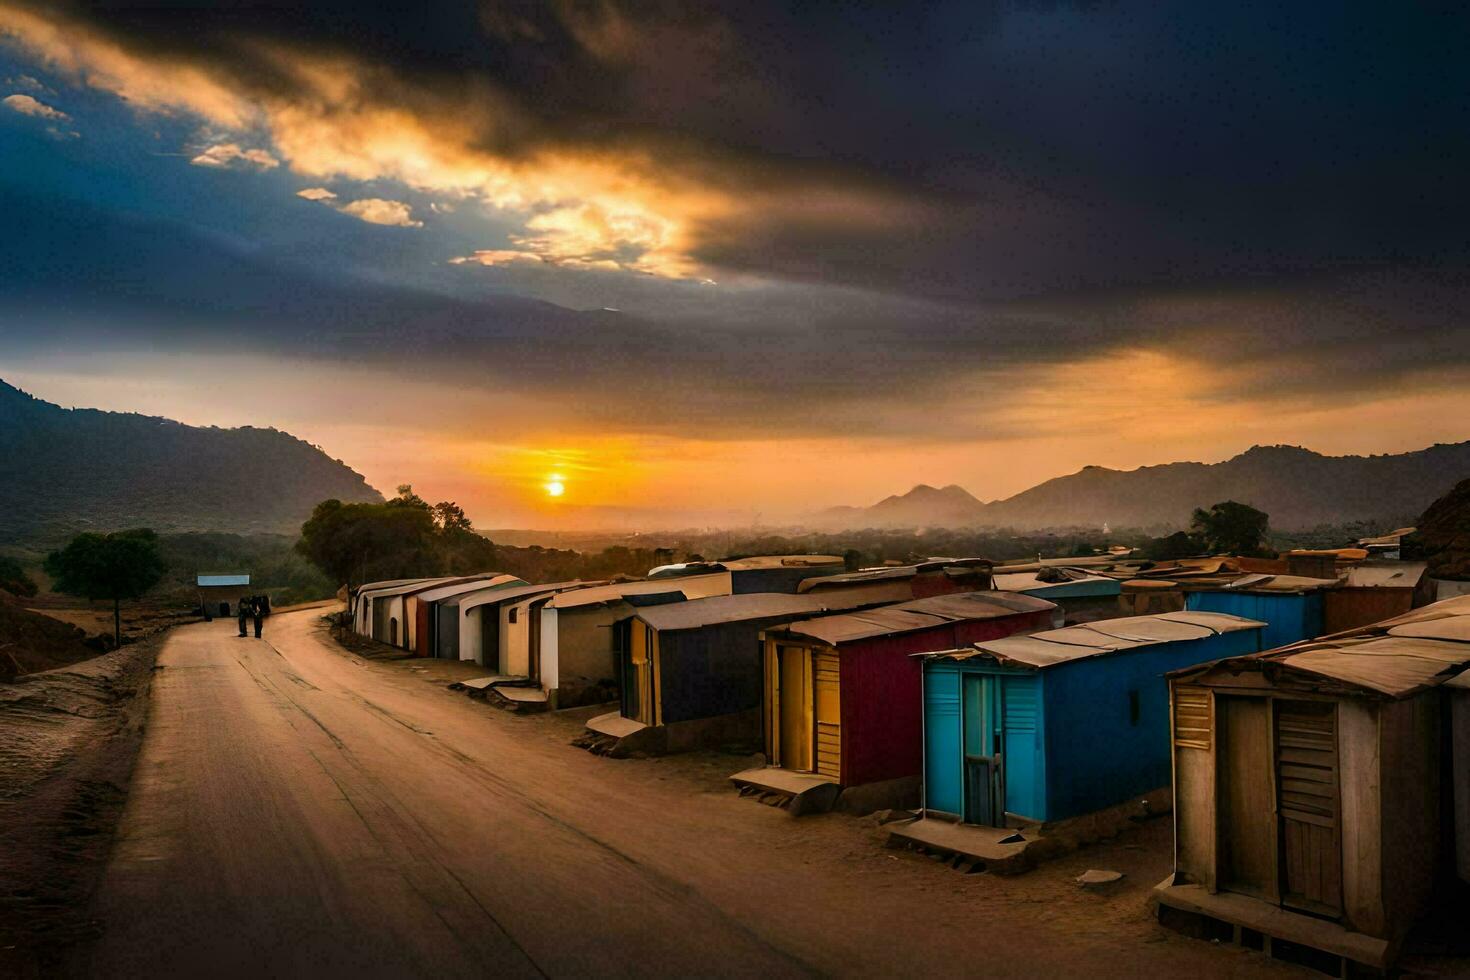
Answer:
997;674;1045;819
923;666;1044;819
1185;591;1322;649
1040;629;1260;821
923;665;964;817
922;626;1262;824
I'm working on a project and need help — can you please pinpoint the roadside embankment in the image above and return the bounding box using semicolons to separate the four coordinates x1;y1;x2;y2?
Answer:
0;634;162;977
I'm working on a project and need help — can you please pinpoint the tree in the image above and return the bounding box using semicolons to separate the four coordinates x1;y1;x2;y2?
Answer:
1190;501;1270;556
45;529;166;648
431;501;472;532
296;498;439;590
1143;530;1205;561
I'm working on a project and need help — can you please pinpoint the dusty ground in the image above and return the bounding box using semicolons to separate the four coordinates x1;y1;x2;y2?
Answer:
56;609;1314;978
23;594;196;649
0;634;161;977
8;607;1463;977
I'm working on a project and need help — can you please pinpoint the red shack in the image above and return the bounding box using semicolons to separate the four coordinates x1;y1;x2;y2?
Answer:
730;591;1055;814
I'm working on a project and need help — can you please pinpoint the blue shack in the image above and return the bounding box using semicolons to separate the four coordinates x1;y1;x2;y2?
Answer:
920;611;1264;827
1182;573;1336;649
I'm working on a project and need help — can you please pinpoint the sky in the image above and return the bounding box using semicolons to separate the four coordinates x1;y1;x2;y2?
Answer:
2;2;1469;529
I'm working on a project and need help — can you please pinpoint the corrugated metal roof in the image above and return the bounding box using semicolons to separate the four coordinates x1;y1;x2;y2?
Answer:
638;593;846;631
357;577;460;601
1170;594;1470;698
648;555;845;577
1340;562;1427;589
413;575;523;604
775;591;1054;646
719;555;844;571
931;611;1264;669
197;574;250;587
1184;573;1339;594
796;560;992;593
459;580;602;616
798;565;918;590
992;571;1121;597
354;577;440;595
547;573;728;610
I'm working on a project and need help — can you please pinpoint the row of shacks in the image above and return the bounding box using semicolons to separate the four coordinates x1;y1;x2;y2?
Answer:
347;548;1465;972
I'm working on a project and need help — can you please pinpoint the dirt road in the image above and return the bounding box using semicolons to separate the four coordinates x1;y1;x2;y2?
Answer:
69;610;1303;978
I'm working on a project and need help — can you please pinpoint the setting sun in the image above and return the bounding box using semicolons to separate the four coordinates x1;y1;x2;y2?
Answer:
544;479;565;498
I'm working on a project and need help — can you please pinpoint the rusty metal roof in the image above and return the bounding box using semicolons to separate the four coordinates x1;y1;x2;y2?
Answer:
1339;562;1427;589
1170;594;1470;698
773;591;1054;646
637;593;840;631
1183;572;1340;594
930;611;1264;669
796;559;992;593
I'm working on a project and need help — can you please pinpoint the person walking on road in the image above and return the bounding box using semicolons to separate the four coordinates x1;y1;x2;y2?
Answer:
237;597;251;637
252;596;265;639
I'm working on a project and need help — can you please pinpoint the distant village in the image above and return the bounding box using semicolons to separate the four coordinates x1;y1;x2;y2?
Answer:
311;515;1470;976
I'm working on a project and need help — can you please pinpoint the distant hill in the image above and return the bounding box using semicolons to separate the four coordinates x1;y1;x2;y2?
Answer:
819;443;1470;532
0;380;382;545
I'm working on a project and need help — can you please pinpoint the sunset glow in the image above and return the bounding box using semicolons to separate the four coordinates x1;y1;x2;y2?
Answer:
1;3;1465;531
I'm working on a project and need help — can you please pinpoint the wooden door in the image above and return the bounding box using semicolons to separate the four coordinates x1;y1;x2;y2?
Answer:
1217;696;1275;900
777;645;811;771
631;624;652;723
812;649;841;780
1275;701;1343;916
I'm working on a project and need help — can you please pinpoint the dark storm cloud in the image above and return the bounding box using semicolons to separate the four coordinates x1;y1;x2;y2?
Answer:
4;184;1468;444
3;0;1470;443
7;1;1470;298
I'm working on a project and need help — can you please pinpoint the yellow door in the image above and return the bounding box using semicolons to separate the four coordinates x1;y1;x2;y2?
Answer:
812;648;842;780
778;645;811;771
629;624;652;724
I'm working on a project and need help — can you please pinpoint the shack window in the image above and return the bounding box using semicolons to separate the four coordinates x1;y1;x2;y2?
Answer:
508;608;518;624
1173;686;1211;750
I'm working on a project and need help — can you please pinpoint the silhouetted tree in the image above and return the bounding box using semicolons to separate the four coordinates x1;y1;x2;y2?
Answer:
45;528;166;647
1143;530;1206;561
1190;501;1270;556
296;498;438;589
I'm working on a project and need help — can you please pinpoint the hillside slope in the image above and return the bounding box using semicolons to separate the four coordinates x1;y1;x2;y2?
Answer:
0;381;382;544
824;443;1470;531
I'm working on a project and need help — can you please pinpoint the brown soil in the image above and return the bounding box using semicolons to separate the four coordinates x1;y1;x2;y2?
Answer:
0;592;106;677
0;634;161;977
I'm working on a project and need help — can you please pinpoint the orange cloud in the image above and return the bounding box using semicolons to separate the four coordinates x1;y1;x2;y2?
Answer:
190;141;278;170
2;90;63;118
0;2;920;282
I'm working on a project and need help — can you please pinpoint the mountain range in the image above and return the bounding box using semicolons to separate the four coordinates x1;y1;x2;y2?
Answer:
817;443;1470;531
0;380;382;545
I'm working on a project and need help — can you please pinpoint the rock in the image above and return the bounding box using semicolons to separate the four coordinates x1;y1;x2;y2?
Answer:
1076;869;1124;888
1406;478;1470;580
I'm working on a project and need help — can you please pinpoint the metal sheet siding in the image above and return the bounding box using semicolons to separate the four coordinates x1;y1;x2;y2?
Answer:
656;615;799;725
731;566;842;595
923;665;964;816
839;609;1049;788
1001;675;1045;820
1185;591;1322;649
1040;627;1263;822
435;602;459;659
